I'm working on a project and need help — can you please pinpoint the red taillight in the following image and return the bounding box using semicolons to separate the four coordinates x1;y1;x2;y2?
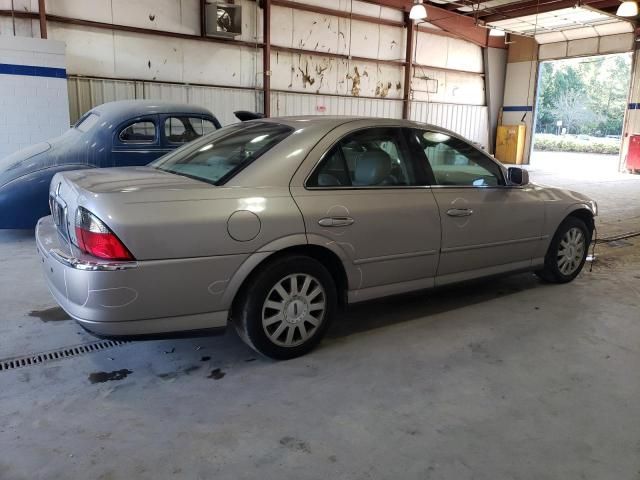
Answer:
74;207;134;261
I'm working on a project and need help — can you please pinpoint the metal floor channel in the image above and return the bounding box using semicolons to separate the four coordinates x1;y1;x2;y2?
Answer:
0;339;129;371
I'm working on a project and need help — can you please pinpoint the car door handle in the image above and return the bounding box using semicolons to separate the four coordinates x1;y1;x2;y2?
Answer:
446;208;473;217
318;216;355;227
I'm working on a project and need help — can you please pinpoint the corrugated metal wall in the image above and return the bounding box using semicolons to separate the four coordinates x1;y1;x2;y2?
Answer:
410;101;489;148
67;76;489;148
67;76;263;126
270;91;403;119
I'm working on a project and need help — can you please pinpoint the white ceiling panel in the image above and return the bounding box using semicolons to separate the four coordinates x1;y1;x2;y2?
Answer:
456;0;522;12
487;5;633;42
594;22;634;35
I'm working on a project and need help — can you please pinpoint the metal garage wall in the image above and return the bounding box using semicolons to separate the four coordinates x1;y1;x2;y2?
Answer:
270;91;403;118
410;101;489;148
67;76;262;126
68;77;487;148
269;91;488;148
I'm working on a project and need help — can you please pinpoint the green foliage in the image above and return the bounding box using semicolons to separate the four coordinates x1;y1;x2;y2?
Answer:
533;135;620;155
535;54;631;137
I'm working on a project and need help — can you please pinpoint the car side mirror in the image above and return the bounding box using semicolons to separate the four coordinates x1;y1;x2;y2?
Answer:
507;167;529;186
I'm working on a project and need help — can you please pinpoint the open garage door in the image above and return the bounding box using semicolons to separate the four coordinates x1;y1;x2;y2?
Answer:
531;53;632;179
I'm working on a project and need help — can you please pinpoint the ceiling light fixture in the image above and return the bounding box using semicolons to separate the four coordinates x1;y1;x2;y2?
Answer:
410;0;428;20
489;27;506;36
617;1;638;16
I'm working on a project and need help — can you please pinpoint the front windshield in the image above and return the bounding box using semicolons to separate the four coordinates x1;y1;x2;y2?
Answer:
151;122;293;185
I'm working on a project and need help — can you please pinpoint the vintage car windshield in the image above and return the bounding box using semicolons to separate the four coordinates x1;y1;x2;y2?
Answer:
151;122;293;185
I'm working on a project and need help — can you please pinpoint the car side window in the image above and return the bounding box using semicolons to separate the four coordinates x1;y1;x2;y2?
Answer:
307;128;418;188
164;117;217;144
119;121;156;143
415;130;504;187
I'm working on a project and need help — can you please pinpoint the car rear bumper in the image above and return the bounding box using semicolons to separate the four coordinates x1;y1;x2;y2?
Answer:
36;215;233;336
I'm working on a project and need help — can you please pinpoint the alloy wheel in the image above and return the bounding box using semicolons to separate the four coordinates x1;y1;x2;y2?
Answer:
261;273;326;348
557;227;586;276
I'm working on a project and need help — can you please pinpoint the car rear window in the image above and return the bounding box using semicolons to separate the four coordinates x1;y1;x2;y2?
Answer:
150;122;293;185
75;113;100;132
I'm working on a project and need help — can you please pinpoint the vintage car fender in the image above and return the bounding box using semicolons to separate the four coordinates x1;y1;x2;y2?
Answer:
0;164;94;229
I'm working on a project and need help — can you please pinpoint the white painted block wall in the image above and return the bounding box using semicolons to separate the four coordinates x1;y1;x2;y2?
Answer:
0;36;69;159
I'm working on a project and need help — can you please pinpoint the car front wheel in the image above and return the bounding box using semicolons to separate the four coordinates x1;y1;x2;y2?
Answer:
536;216;591;283
233;255;337;359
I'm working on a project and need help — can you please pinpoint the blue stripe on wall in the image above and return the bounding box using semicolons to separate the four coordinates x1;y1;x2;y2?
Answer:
628;103;640;110
0;63;66;79
503;105;533;112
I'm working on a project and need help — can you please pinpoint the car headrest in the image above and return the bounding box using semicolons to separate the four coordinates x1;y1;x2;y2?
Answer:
353;150;391;186
317;173;342;186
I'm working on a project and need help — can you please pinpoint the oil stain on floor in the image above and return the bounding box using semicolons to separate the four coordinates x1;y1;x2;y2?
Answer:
89;369;133;384
207;368;225;380
28;306;70;322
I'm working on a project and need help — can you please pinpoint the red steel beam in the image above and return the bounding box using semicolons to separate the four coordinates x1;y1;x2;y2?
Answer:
402;12;414;119
263;0;271;117
423;4;504;47
0;9;263;49
271;0;405;28
38;0;47;38
200;0;206;36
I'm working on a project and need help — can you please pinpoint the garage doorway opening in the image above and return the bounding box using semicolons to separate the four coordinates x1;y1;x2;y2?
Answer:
531;53;632;179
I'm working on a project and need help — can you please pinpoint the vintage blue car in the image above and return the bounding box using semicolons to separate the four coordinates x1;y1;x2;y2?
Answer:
0;100;221;229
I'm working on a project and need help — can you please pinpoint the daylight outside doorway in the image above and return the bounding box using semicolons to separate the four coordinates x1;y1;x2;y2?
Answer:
531;53;632;180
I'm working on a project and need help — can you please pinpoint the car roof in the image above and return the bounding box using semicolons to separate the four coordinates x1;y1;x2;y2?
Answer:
89;100;214;121
256;115;457;136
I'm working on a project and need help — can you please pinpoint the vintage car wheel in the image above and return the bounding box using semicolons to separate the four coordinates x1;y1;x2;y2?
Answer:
536;217;590;284
233;255;337;359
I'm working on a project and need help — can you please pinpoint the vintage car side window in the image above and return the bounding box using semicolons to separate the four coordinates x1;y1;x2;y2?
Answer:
119;121;156;143
193;118;217;135
416;130;504;187
307;128;418;188
165;117;218;144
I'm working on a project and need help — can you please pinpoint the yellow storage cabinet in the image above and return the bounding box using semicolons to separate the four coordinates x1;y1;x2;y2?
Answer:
495;124;526;165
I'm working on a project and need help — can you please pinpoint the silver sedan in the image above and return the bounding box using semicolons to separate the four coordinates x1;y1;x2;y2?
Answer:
36;117;597;359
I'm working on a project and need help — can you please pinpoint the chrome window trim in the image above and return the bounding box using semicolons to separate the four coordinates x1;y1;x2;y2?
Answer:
305;184;526;191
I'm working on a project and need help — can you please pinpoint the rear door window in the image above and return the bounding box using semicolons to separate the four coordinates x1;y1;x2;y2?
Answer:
307;127;420;187
119;120;157;144
164;117;218;144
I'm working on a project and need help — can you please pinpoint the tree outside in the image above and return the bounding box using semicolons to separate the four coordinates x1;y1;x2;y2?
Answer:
533;53;632;156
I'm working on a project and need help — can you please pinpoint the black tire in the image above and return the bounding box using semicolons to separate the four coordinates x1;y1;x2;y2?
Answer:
233;255;337;360
535;216;591;284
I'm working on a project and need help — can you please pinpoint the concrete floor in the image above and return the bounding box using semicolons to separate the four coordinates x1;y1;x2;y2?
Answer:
1;172;640;479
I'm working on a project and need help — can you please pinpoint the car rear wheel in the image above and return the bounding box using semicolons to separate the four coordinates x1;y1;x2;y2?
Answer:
233;255;337;359
536;216;590;283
